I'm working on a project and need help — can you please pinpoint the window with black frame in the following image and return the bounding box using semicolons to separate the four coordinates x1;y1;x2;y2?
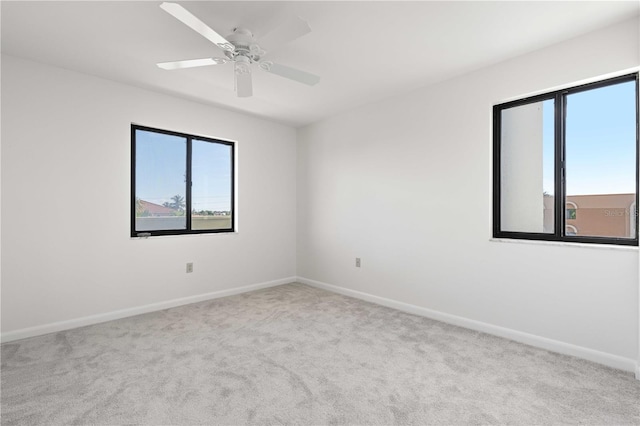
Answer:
493;73;638;246
131;125;234;237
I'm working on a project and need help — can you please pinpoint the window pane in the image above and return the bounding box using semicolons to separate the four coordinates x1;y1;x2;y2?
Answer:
135;130;187;231
500;99;555;233
191;139;232;231
565;81;637;239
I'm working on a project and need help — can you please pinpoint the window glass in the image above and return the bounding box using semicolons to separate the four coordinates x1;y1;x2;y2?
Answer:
191;139;233;231
499;99;555;233
565;81;636;239
132;125;234;236
493;73;638;246
134;130;186;231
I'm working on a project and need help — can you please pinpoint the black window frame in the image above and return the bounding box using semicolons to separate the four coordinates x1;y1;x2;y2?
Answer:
131;124;235;237
493;73;639;246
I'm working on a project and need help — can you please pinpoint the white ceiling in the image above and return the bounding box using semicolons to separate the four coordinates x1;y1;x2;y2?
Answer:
2;1;638;127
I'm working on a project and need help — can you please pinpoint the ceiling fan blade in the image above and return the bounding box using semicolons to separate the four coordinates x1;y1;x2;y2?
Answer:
235;61;253;97
259;62;320;86
157;57;227;70
160;2;235;53
259;15;311;52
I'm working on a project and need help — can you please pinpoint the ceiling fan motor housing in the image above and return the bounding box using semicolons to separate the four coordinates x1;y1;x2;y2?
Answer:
225;28;264;63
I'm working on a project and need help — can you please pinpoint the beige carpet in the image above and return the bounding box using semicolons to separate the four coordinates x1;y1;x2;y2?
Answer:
1;283;639;425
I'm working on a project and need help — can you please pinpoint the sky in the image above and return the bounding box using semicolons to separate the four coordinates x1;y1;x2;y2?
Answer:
542;79;636;196
135;130;232;211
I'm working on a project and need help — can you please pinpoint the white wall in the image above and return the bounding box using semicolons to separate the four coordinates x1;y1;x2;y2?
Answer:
1;54;297;335
297;18;639;369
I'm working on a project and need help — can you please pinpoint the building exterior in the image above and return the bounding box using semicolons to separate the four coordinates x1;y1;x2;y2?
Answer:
544;193;636;238
136;200;177;217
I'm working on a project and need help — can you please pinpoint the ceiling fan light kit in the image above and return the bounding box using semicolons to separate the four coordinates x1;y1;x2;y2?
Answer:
234;56;252;97
157;2;320;98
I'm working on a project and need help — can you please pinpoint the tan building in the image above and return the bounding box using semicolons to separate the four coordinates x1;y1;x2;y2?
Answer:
544;193;636;238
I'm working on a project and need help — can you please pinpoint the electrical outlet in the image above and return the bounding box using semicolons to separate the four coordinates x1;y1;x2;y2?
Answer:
355;257;361;268
186;262;193;273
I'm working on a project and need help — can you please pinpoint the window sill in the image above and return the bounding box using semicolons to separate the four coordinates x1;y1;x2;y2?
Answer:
490;238;638;252
131;231;239;240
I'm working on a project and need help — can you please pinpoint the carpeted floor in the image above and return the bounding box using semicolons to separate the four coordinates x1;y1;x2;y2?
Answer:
1;283;639;425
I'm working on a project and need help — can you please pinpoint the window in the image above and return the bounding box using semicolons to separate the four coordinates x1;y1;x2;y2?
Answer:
493;74;638;246
131;125;234;237
565;202;577;220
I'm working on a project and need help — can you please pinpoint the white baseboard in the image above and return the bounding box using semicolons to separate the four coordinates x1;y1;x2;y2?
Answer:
297;276;639;376
1;277;296;343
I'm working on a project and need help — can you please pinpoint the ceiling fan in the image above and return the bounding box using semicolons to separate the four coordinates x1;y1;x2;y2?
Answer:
157;2;320;97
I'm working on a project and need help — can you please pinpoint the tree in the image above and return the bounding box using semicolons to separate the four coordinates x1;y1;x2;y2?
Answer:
165;194;185;211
